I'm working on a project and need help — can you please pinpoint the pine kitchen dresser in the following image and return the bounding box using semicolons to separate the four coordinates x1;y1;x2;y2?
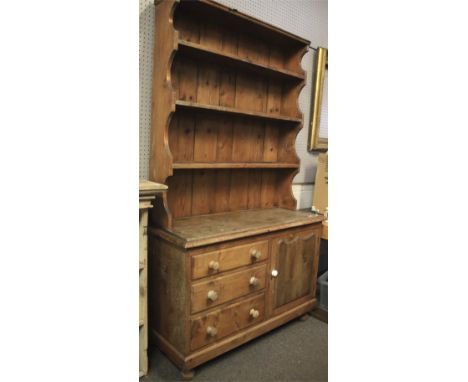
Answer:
147;0;324;379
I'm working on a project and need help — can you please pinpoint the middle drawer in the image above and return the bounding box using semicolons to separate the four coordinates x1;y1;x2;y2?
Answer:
191;264;266;314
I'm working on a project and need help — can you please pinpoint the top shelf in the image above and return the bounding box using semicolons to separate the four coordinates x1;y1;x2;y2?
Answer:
178;40;305;82
178;0;310;47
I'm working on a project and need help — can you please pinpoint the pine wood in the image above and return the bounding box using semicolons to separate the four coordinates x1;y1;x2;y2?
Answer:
139;180;166;378
173;162;299;169
191;264;266;314
322;220;328;240
152;208;323;248
181;369;195;381
149;238;189;355
178;40;305;81
190;293;265;351
269;228;321;316
148;225;323;376
191;240;268;280
150;0;309;226
176;100;302;123
148;1;321;378
151;298;316;372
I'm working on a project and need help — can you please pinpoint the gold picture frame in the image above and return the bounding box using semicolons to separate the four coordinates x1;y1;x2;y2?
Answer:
308;47;328;151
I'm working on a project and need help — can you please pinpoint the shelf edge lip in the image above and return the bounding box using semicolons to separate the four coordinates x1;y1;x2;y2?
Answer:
173;162;300;169
178;39;305;81
175;100;302;123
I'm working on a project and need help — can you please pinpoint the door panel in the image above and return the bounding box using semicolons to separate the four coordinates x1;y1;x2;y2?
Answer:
270;228;320;316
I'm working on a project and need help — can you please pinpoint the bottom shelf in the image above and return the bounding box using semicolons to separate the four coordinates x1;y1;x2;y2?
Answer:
154;208;323;248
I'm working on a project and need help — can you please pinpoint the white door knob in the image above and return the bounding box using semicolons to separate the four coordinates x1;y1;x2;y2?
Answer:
271;269;278;278
207;290;218;301
206;326;217;336
249;308;260;319
249;276;259;286
208;260;219;270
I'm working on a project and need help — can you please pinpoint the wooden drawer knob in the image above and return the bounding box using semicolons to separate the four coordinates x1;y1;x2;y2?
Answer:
207;290;218;301
208;260;219;270
249;308;260;319
271;269;278;278
249;276;259;286
250;248;261;260
206;326;218;337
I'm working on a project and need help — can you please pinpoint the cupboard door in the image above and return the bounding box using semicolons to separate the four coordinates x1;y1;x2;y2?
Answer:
270;228;320;316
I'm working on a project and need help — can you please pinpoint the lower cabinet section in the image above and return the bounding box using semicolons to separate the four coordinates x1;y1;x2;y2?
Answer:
148;223;322;376
190;293;265;351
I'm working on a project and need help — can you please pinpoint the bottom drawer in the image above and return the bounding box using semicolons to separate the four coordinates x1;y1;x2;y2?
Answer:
190;293;265;351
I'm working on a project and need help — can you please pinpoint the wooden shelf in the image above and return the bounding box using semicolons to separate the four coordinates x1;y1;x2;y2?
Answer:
152;0;309;228
175;100;302;124
178;40;305;82
173;162;299;170
178;0;310;47
152;208;324;248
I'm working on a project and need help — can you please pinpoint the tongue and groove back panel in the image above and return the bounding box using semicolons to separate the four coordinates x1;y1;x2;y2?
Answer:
150;0;309;227
167;169;298;219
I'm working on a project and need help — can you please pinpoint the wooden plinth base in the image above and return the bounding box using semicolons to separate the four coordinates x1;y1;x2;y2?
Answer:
181;369;195;380
151;299;316;372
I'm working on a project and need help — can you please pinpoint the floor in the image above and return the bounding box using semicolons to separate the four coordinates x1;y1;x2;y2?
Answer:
143;315;328;382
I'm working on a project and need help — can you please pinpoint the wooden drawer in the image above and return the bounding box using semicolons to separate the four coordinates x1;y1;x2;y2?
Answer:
191;264;266;314
191;240;269;280
190;293;265;351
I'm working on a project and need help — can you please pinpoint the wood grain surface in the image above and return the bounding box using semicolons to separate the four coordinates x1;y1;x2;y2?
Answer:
190;293;265;351
191;264;266;314
148;1;319;376
191;240;268;279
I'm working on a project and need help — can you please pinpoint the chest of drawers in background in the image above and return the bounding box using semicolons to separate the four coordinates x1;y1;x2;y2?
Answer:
139;180;167;378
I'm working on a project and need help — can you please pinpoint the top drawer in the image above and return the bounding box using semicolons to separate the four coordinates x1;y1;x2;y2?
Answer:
191;240;269;280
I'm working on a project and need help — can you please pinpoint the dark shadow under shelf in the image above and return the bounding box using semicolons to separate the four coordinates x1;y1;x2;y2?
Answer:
175;100;302;124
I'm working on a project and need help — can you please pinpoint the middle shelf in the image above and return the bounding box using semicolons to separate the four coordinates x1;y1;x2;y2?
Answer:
178;39;305;82
175;100;302;124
